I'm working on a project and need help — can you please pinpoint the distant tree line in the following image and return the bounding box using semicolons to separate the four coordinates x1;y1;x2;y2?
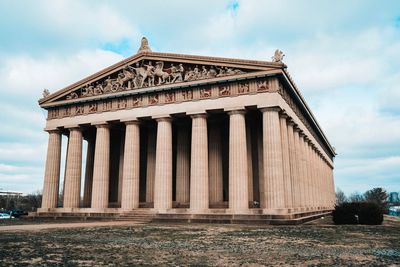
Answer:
0;191;42;212
335;187;389;212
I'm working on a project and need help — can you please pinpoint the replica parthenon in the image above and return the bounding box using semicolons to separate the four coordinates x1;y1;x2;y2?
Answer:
38;38;336;222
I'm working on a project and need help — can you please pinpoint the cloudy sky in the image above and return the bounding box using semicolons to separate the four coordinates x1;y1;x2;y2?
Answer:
0;0;399;196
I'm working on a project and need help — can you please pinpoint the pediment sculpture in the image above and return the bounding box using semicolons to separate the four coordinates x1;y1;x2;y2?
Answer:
64;60;247;100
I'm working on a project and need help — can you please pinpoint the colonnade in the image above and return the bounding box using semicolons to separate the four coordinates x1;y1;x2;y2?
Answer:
41;107;335;213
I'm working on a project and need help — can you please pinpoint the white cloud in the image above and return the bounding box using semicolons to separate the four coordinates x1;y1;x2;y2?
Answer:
41;1;138;41
0;49;124;96
0;142;47;163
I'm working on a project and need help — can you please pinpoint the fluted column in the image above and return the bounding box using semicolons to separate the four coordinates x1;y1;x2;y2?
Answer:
228;109;249;212
121;121;140;210
209;119;223;204
154;117;173;211
145;125;156;203
261;107;285;210
190;113;209;211
91;124;110;209
308;141;315;209
310;144;318;209
287;121;299;209
176;121;190;204
246;123;254;203
303;137;312;209
63;127;83;208
279;113;293;209
293;127;304;209
41;130;62;209
83;136;95;207
298;132;307;209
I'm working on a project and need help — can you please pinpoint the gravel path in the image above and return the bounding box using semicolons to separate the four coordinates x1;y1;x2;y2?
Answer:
0;221;134;232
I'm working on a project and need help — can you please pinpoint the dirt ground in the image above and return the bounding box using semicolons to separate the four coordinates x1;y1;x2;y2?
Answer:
0;216;399;266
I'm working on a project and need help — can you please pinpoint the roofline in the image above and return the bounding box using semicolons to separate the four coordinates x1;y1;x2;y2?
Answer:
281;69;336;158
39;69;282;108
39;51;284;105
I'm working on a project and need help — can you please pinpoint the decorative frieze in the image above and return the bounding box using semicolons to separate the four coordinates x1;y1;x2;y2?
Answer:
62;60;248;101
47;78;273;120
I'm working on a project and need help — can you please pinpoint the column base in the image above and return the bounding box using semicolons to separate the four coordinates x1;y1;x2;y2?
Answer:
188;208;210;214
261;208;291;215
226;208;251;215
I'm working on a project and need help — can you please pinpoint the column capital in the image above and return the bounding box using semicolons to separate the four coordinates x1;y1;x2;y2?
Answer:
45;129;61;134
91;122;109;128
279;111;289;119
64;125;81;131
120;117;139;124
259;106;281;113
122;119;140;126
188;112;207;119
153;115;172;122
287;118;296;127
224;106;246;115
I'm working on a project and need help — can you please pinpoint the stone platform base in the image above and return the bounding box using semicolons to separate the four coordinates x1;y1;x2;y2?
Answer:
32;208;332;225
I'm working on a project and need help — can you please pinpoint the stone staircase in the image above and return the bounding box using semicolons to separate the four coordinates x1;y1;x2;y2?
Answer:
116;209;156;223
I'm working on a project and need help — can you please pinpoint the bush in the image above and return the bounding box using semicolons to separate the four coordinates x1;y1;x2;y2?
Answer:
332;202;383;225
358;202;383;225
332;202;358;224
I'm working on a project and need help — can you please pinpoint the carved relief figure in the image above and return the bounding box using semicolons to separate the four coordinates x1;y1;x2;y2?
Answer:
238;83;250;94
94;82;104;95
170;63;183;83
75;105;84;115
102;101;112;111
182;89;193;100
64;107;71;117
165;92;175;103
117;99;127;109
149;94;159;105
88;103;97;113
154;61;171;85
200;88;211;98
132;96;142;107
257;80;269;91
219;85;231;96
66;92;79;100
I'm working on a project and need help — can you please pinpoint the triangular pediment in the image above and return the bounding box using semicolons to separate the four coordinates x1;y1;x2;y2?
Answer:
39;52;285;107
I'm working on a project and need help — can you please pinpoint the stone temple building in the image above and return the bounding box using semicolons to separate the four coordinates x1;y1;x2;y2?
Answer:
37;38;336;223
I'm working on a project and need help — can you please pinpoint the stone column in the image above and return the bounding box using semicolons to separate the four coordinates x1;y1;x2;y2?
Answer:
41;130;62;209
279;113;293;209
190;113;209;212
311;144;318;209
176;121;190;204
146;125;156;203
83;137;95;208
154;117;173;212
246;123;254;203
287;121;299;209
63;127;83;208
293;127;304;209
303;137;312;208
121;121;140;210
298;132;307;209
118;130;125;205
228;109;249;212
261;107;285;210
208;119;223;204
91;124;110;209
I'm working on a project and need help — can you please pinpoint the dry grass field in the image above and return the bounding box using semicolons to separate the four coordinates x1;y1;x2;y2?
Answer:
0;216;399;266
